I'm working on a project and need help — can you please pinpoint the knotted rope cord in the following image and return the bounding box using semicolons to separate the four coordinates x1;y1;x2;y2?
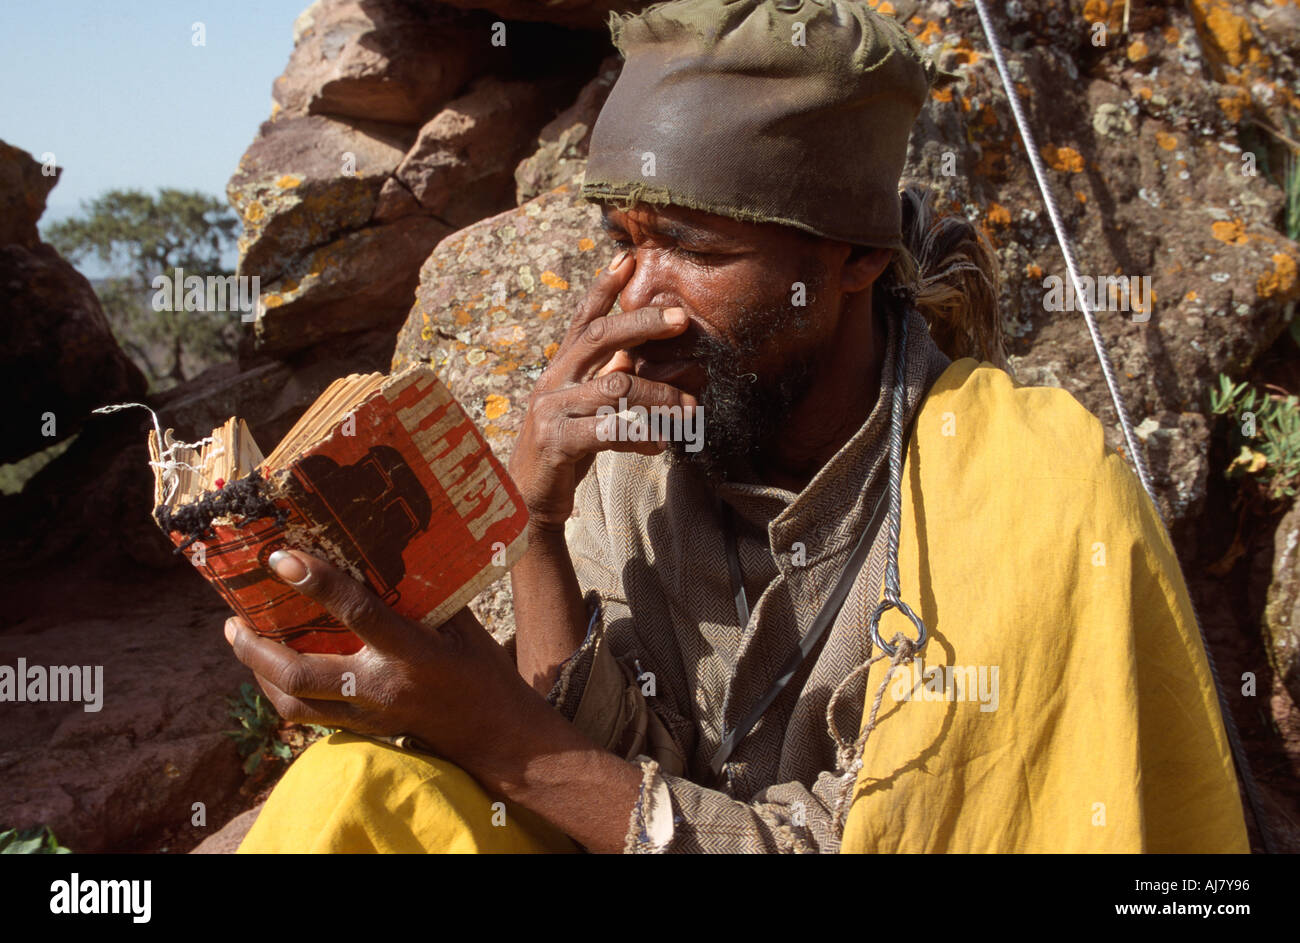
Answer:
828;634;917;835
828;305;929;837
971;0;1274;852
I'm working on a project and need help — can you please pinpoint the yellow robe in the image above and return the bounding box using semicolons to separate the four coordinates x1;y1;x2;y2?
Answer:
238;732;576;853
841;360;1249;852
240;359;1249;853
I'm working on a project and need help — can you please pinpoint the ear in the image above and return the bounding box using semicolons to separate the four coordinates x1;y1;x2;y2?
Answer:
841;246;893;294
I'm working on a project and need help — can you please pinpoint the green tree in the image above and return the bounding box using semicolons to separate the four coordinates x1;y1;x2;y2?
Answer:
47;188;242;389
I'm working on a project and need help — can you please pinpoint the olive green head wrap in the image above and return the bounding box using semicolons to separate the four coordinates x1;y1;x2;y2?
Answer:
582;0;957;251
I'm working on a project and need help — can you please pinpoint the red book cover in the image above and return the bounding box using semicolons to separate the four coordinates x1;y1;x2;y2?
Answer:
152;366;528;653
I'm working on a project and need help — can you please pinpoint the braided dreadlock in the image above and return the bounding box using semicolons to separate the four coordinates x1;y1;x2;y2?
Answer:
874;183;1007;370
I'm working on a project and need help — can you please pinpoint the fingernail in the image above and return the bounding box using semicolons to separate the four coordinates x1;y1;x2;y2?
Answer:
664;307;687;325
610;249;629;271
269;549;309;584
224;619;236;644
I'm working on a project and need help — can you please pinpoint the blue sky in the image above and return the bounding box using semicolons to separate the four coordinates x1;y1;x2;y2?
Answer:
2;0;307;270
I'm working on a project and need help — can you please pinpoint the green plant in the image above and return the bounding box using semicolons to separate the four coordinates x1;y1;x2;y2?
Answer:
224;682;291;774
1209;373;1300;502
0;824;72;854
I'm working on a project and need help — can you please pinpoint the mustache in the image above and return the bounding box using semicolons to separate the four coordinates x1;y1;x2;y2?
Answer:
626;324;716;363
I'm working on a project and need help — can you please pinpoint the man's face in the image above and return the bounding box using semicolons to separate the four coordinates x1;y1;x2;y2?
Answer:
599;201;874;482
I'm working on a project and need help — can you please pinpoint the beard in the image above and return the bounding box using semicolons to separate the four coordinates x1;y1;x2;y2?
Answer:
667;261;829;484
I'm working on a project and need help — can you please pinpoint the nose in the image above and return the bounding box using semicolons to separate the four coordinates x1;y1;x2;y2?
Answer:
617;248;682;315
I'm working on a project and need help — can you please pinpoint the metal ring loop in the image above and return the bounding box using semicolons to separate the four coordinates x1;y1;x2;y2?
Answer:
868;598;928;656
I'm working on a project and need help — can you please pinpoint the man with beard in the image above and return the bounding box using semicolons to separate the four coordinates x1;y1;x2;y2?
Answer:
227;0;1249;854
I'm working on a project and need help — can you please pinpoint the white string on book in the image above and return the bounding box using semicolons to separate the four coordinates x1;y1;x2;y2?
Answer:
92;402;221;507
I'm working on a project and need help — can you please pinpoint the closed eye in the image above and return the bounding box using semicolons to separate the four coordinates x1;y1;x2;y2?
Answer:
605;234;721;266
675;246;713;261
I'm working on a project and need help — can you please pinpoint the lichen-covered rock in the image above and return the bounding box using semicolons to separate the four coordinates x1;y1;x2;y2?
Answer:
515;54;621;203
1187;0;1300;134
894;0;1300;525
1265;502;1300;708
392;183;609;640
228;114;413;282
227;0;609;360
251;214;453;354
273;0;490;125
0;141;145;465
392;183;606;455
392;75;575;229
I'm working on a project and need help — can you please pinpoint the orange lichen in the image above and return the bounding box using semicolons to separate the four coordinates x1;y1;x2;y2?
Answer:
918;20;942;44
1076;191;1088;204
1083;0;1122;30
484;395;510;420
1212;219;1248;245
950;38;979;66
1138;87;1153;100
1184;290;1198;302
454;309;472;325
1025;263;1043;279
1163;25;1179;43
1217;88;1251;122
1042;144;1085;173
1257;252;1298;299
540;270;569;291
543;342;560;359
577;237;595;251
986;203;1011;225
1192;0;1252;67
932;86;953;103
275;174;303;190
1127;40;1149;62
1155;131;1178;150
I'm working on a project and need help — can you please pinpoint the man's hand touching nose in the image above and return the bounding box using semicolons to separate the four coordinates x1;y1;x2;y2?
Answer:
507;249;698;533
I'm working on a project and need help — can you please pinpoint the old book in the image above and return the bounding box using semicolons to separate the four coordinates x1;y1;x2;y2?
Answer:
145;364;528;654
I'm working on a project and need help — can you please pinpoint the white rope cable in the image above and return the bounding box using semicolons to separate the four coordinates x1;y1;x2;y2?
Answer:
969;2;1159;509
970;0;1275;853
